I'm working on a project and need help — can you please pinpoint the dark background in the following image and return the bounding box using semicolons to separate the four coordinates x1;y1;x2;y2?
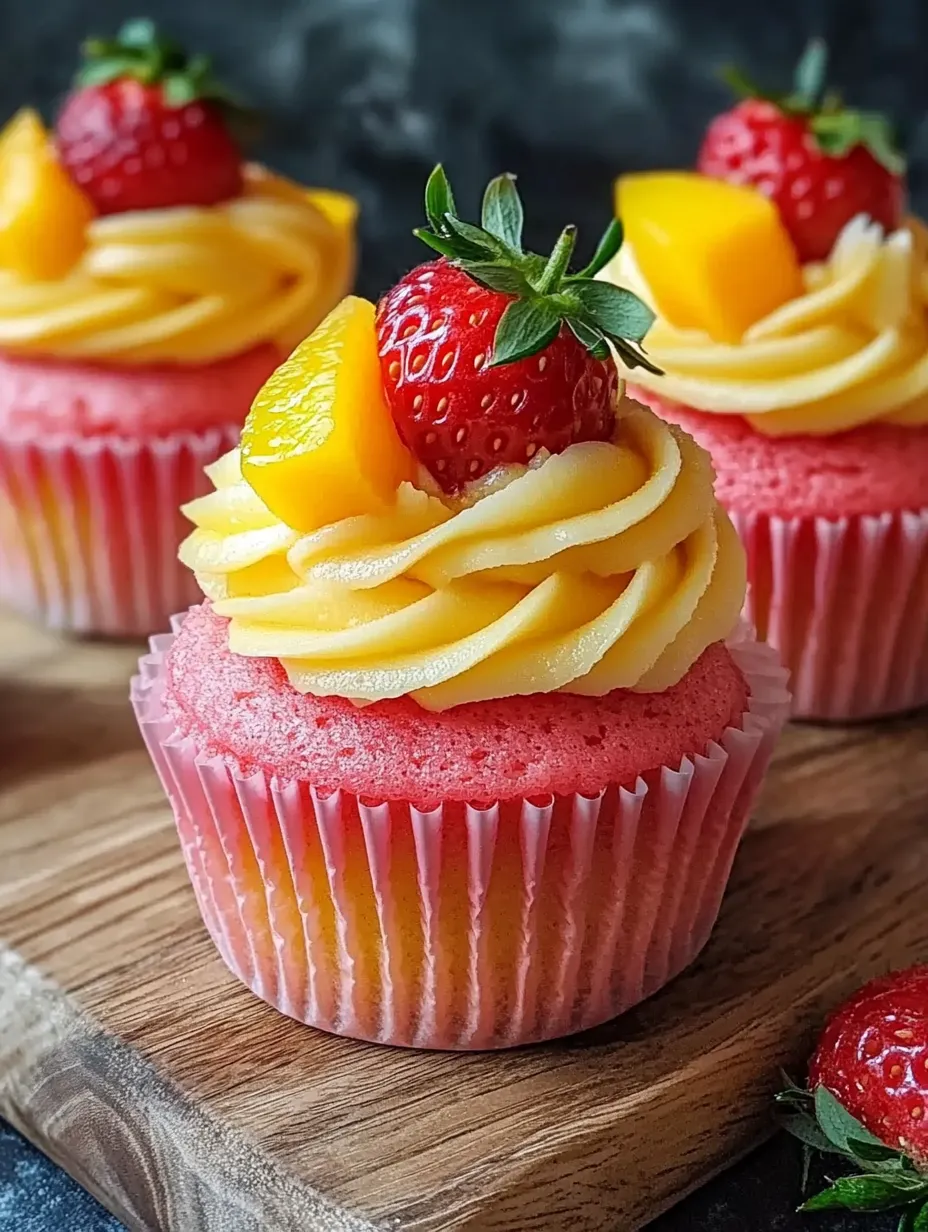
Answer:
0;0;922;1228
4;0;928;297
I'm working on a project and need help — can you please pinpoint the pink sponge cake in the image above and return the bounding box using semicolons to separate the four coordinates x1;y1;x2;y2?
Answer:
0;345;281;439
0;23;356;637
133;169;789;1049
656;405;928;522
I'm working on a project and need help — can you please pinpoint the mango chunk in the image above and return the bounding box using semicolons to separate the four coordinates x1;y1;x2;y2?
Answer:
0;109;95;280
615;172;803;343
241;296;413;533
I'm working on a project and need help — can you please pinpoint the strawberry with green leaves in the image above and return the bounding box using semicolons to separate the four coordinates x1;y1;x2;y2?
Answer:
55;18;244;215
376;165;659;492
699;39;906;262
777;966;928;1229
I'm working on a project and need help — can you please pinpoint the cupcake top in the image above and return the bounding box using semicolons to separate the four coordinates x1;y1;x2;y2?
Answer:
0;21;356;367
600;42;926;438
179;167;747;712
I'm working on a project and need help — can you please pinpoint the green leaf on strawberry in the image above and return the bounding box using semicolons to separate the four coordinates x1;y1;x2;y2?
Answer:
813;1085;891;1157
565;318;611;360
812;110;906;176
801;1174;928;1213
571;281;655;344
492;298;562;366
456;263;534;296
481;173;524;249
571;218;625;281
424;164;457;233
411;163;661;374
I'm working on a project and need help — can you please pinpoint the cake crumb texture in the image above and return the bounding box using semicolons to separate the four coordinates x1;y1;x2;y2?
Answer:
0;344;281;439
634;393;928;519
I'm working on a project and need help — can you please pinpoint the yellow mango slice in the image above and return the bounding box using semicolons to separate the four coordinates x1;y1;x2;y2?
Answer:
241;296;413;532
615;172;803;343
0;109;95;280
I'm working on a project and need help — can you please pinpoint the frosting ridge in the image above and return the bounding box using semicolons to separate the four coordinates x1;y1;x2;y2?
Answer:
0;165;356;365
179;398;746;710
603;215;928;435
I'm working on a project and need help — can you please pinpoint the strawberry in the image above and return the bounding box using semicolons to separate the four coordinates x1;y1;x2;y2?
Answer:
698;39;906;262
376;165;660;492
55;19;243;216
776;966;928;1223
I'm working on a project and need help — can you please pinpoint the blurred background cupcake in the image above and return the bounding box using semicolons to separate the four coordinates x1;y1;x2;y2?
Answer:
601;43;928;720
133;172;790;1048
0;19;356;637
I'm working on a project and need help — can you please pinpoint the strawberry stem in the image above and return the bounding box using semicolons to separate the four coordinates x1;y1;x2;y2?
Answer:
535;225;577;295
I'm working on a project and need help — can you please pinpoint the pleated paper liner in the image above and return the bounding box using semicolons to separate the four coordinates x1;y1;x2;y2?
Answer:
132;621;789;1050
0;426;238;637
732;508;928;720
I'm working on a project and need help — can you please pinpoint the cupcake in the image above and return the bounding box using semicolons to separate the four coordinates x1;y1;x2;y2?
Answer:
132;167;789;1049
0;20;356;637
601;43;928;720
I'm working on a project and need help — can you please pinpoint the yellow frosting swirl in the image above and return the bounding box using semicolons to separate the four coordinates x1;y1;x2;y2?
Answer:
0;165;356;365
178;399;746;710
603;215;928;435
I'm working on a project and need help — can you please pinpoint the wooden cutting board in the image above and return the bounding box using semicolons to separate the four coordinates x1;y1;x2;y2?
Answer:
1;608;927;1232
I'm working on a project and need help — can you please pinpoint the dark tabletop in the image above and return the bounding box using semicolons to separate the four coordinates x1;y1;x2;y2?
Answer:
0;0;922;1226
0;1119;902;1230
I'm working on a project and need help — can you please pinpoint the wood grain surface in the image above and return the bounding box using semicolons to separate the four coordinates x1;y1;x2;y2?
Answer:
0;608;927;1232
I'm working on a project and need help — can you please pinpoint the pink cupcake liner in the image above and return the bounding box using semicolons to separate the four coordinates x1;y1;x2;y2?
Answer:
732;508;928;721
0;426;238;637
130;620;789;1049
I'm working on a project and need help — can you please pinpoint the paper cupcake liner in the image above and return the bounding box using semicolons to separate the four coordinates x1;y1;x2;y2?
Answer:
130;620;789;1049
0;426;239;637
731;508;928;721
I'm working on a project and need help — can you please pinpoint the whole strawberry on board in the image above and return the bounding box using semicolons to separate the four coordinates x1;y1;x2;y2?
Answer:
55;17;244;215
376;164;661;493
698;38;906;262
776;966;928;1228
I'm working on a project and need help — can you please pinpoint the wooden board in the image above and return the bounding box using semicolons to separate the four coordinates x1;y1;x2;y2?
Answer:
1;608;927;1232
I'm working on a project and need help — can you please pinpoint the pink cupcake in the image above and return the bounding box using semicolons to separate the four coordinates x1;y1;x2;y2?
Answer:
0;22;356;636
133;169;789;1048
604;47;927;719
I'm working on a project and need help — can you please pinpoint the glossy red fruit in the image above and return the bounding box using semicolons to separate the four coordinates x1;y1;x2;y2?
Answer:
809;966;928;1167
698;99;904;263
376;259;618;492
56;81;242;215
